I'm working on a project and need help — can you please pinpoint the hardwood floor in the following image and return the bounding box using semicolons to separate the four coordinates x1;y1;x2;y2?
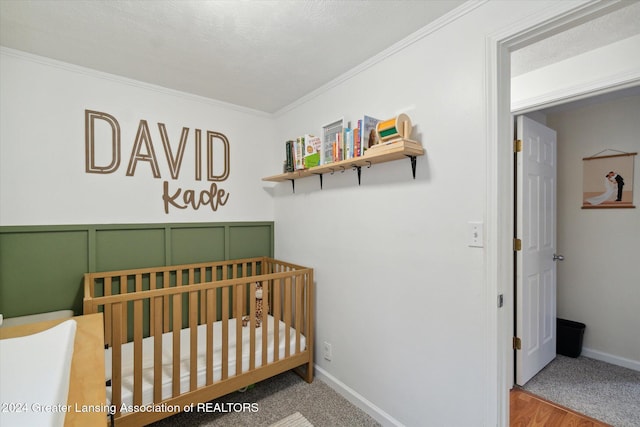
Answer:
510;388;611;427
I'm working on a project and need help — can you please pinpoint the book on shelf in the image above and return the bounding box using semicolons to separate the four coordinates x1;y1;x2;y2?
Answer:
285;140;294;172
361;115;380;155
345;128;354;159
321;118;344;165
328;127;359;162
332;131;341;163
354;122;361;158
294;137;305;170
303;134;322;169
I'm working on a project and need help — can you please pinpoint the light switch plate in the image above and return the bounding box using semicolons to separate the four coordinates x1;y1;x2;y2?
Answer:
468;221;484;247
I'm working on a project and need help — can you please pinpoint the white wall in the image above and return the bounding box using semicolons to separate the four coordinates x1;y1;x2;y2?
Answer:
512;34;640;112
548;95;640;367
0;48;276;226
269;2;569;426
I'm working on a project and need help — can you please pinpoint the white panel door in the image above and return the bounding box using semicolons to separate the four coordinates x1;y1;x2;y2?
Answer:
515;115;558;386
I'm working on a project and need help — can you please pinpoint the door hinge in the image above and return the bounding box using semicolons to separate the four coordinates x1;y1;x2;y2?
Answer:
514;238;522;251
513;336;522;350
514;139;523;152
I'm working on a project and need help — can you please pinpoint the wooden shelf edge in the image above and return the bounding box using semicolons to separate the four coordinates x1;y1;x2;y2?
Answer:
262;139;424;183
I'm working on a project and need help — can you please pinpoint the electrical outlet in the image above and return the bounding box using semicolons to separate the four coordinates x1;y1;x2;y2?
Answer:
323;341;332;361
468;221;484;247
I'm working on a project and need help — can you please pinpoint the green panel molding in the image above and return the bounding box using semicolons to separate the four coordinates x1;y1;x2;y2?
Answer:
170;226;226;264
0;222;274;319
96;228;166;271
229;225;274;259
0;230;88;318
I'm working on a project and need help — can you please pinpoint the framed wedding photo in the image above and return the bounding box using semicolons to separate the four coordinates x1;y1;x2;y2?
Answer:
582;152;636;209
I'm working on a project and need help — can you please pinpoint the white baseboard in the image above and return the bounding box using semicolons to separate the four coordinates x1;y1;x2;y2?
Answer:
581;347;640;372
314;365;404;427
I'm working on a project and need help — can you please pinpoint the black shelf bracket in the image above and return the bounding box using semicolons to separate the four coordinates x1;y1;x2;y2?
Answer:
407;155;417;179
312;173;324;189
354;161;371;186
354;166;362;185
289;179;295;193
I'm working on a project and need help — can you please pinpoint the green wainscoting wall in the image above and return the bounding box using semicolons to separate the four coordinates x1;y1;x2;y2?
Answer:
0;222;274;319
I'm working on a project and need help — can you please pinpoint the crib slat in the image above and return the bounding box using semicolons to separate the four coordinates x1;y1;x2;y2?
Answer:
104;277;112;348
249;283;256;370
205;288;215;385
149;272;156;336
273;278;281;362
261;280;269;366
304;272;311;342
235;284;243;376
133;296;143;406
189;291;198;391
120;275;128;344
133;272;143;405
221;260;229;381
284;276;292;358
172;293;181;398
295;276;302;354
240;262;251;317
231;266;238;318
153;296;163;403
112;303;123;414
199;267;206;325
221;286;229;380
163;271;171;333
306;271;314;383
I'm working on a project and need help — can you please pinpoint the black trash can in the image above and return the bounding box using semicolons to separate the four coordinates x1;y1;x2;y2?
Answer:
557;318;585;357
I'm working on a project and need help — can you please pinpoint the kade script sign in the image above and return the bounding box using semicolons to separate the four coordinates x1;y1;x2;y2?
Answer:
84;110;230;214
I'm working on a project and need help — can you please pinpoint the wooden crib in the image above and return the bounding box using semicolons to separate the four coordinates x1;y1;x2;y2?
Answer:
83;257;313;427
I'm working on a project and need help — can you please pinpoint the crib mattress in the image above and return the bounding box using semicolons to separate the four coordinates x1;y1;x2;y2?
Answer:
105;315;305;408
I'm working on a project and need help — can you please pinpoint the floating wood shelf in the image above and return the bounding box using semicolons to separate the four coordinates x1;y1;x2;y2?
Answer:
262;139;425;191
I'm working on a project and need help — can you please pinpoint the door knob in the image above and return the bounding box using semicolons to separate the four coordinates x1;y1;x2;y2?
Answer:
553;254;564;261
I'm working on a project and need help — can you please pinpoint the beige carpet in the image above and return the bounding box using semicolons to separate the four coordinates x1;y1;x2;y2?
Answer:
523;355;640;427
269;412;313;427
149;370;380;426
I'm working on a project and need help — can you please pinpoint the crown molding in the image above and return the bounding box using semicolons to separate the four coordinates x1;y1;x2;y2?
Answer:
273;0;488;117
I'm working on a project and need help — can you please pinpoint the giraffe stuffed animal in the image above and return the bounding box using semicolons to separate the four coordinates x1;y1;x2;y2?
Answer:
242;282;267;328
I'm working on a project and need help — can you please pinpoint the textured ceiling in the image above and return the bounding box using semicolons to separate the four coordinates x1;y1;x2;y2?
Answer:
0;0;465;113
1;0;638;113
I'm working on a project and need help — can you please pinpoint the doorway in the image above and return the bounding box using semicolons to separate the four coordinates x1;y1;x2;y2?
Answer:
486;1;640;425
512;90;640;425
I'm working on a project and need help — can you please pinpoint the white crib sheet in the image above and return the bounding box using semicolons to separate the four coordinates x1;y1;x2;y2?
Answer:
105;315;305;407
